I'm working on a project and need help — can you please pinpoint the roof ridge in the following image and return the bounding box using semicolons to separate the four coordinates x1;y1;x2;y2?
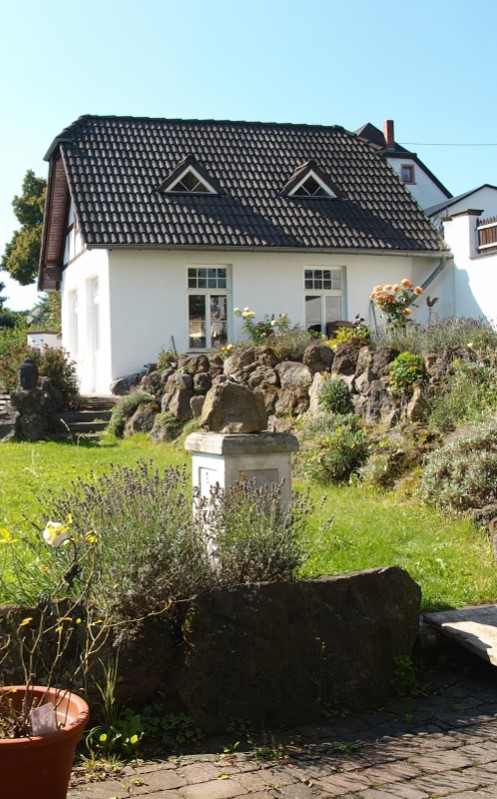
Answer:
61;113;348;131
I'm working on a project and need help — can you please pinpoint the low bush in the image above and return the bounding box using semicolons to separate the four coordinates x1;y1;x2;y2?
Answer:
299;411;369;483
318;376;352;414
30;345;79;403
106;391;155;437
0;324;29;392
420;421;497;513
40;461;315;616
207;480;313;583
375;316;497;357
388;352;425;396
429;362;497;432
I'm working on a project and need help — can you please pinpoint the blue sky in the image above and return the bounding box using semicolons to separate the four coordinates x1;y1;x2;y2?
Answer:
1;0;496;310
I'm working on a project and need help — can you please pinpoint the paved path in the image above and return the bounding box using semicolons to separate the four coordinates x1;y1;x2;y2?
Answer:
68;652;497;799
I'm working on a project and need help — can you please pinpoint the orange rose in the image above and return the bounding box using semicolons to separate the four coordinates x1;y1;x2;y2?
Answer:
392;284;401;292
402;308;412;316
383;284;393;292
401;278;414;288
414;286;423;295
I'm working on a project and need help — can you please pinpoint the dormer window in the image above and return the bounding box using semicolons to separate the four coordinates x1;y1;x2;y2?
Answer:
292;174;332;198
168;167;215;194
159;154;221;196
282;159;340;199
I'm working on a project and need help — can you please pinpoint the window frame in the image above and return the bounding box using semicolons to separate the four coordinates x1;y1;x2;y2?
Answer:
186;266;230;350
400;163;416;184
166;166;217;195
289;170;337;199
304;267;344;335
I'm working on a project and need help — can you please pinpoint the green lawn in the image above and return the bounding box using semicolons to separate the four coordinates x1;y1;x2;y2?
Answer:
1;436;496;611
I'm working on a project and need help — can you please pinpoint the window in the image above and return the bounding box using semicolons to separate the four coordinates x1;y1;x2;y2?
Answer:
304;268;343;334
293;175;329;197
290;172;337;198
400;164;415;184
167;167;215;194
188;267;228;349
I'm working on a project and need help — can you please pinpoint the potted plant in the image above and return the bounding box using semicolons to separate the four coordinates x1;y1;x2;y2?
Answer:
0;519;108;799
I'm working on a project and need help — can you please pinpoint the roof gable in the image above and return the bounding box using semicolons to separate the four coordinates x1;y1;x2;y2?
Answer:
282;160;340;198
39;115;445;288
158;154;222;195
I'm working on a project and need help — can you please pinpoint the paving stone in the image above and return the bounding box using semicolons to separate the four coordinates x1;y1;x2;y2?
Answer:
408;750;474;772
178;777;247;799
180;762;224;784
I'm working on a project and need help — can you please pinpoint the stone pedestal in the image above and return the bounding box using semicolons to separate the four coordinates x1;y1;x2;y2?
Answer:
184;431;299;507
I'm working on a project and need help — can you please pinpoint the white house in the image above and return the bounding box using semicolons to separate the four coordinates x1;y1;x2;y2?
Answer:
355;120;452;211
39;116;449;395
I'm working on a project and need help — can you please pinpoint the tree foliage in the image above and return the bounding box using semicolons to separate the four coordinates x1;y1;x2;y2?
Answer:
31;292;61;333
1;170;46;286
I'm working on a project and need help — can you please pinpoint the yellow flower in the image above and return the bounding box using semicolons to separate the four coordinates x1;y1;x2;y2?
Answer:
233;307;241;314
19;617;33;627
0;528;12;543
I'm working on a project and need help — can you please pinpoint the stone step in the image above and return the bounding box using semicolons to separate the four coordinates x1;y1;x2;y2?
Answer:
47;397;116;439
424;604;497;666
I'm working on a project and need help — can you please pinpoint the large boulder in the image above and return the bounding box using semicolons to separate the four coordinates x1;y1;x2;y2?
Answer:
176;568;421;734
303;341;334;374
275;361;312;388
332;339;365;376
199;381;268;432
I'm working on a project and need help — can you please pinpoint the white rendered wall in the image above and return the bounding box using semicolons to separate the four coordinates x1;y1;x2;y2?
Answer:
444;212;497;322
62;248;449;394
386;156;449;210
61;248;111;395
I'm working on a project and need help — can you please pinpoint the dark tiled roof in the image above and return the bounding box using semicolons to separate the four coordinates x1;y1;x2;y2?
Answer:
48;115;444;252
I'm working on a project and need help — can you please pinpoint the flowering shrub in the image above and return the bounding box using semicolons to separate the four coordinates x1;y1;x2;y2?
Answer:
234;306;290;346
370;279;423;330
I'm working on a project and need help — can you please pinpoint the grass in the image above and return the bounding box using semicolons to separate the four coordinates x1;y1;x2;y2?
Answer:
299;482;497;611
1;436;496;611
0;435;188;534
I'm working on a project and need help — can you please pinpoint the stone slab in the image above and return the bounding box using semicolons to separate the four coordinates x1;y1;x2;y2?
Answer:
185;431;299;454
424;604;497;665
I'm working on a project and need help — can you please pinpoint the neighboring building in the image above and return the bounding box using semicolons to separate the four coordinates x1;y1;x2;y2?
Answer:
433;187;497;322
39;115;448;395
425;184;497;229
356;120;452;210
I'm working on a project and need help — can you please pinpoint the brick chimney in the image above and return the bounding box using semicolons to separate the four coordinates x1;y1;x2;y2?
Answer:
383;120;395;149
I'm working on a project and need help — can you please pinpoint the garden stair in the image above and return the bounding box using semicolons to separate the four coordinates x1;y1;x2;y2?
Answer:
47;397;116;440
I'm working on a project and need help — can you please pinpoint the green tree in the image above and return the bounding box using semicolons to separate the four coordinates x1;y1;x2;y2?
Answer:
0;280;17;328
31;292;61;333
1;170;47;286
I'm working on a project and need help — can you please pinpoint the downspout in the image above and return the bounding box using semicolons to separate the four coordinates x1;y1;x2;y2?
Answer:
406;255;447;308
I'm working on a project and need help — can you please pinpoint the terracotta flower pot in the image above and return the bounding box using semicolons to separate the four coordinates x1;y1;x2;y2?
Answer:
0;685;90;799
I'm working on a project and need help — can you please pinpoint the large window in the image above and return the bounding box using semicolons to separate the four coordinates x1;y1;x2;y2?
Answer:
304;268;343;335
188;267;228;349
